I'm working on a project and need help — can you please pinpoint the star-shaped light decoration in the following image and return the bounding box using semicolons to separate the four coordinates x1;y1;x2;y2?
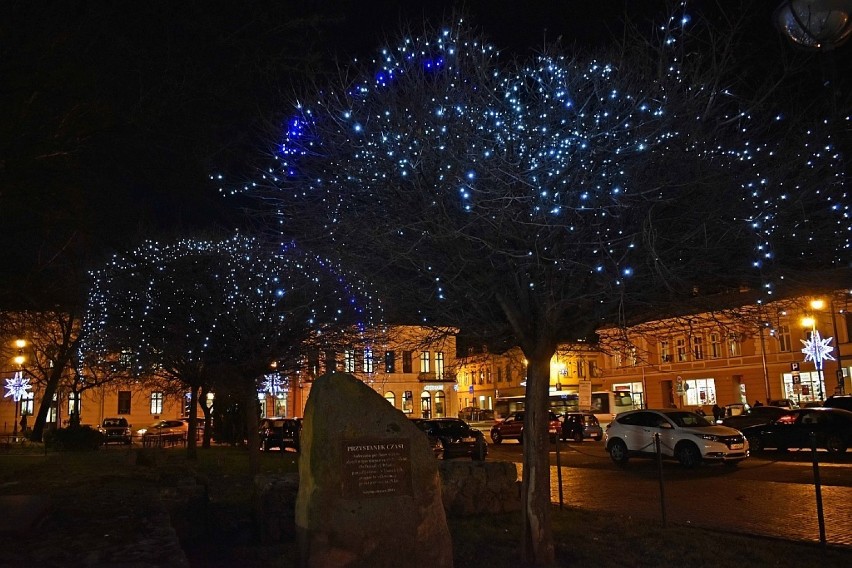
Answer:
4;371;32;402
801;330;835;369
261;373;286;396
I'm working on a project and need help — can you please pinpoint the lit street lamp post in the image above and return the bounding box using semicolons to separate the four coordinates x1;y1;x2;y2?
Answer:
6;340;29;441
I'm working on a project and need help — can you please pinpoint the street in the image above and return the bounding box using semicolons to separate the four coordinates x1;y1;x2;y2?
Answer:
485;439;852;547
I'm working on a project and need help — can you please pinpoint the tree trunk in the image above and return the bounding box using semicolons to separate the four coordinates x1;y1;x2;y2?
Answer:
200;386;213;449
521;349;556;566
186;386;198;460
30;365;62;441
243;383;261;475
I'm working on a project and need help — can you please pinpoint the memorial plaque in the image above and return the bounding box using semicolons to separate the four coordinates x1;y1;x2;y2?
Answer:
341;438;413;498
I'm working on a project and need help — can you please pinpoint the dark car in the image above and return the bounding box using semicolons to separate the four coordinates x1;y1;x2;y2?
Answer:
259;417;302;452
560;412;603;442
412;417;487;460
490;411;561;444
740;407;852;455
721;406;791;431
824;395;852;413
99;417;132;445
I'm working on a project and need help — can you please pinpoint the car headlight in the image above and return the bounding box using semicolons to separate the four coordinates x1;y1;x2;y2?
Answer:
136;428;148;436
695;433;721;442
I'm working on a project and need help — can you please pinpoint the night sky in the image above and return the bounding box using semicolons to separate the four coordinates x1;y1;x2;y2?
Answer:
0;0;846;308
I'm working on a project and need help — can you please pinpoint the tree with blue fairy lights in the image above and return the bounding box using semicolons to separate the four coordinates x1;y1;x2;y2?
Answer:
84;234;380;471
243;15;850;564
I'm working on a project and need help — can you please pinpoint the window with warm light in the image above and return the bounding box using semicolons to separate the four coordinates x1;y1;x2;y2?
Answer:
150;391;163;414
435;351;444;379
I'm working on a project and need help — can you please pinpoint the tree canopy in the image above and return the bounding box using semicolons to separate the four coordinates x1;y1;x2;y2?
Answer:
243;18;849;564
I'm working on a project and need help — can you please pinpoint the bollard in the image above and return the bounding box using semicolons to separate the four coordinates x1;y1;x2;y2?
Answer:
810;432;826;547
655;432;667;528
555;433;563;509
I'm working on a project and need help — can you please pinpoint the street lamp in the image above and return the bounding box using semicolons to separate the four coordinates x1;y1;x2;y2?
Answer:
774;0;852;50
801;300;836;401
10;340;27;440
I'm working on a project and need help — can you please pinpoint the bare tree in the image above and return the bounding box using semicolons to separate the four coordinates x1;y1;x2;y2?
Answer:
249;14;849;563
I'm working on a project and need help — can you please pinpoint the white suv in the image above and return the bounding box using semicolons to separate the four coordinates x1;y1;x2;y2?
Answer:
605;409;749;468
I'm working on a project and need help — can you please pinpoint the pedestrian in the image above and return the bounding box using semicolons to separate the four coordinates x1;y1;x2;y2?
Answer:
753;399;763;407
712;403;722;422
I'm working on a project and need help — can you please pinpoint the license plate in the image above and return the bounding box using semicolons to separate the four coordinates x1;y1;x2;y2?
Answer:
730;443;743;450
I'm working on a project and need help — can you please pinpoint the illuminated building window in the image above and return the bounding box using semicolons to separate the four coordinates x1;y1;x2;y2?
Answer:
150;391;164;415
435;352;444;379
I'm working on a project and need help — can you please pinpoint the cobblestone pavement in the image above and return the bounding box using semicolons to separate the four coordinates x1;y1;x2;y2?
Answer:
523;461;852;548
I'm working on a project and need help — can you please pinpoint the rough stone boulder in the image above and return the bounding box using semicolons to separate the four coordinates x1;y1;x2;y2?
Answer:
296;371;453;568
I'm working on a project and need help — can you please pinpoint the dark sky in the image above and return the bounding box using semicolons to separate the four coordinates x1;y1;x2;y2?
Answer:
0;0;845;308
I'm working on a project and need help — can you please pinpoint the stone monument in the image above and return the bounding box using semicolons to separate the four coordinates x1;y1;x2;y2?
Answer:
296;371;453;568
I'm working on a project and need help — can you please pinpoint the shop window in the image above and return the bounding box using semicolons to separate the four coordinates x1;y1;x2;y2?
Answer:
402;391;413;414
684;378;716;406
434;391;445;417
384;391;396;408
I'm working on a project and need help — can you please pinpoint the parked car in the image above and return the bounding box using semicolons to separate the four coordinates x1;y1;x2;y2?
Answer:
559;412;603;442
824;395;852;413
99;417;132;445
605;409;749;468
136;419;188;447
490;411;561;444
411;417;487;460
722;403;750;419
721;406;791;430
258;417;302;452
740;407;852;455
457;407;495;422
768;398;799;410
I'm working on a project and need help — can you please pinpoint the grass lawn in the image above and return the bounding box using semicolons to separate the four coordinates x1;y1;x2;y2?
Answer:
1;445;850;567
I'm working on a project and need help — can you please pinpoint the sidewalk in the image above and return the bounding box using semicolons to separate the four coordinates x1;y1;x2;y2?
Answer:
543;463;852;548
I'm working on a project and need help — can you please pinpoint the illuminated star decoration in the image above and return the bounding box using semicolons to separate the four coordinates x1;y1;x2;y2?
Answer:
801;330;835;370
261;373;286;395
4;371;32;402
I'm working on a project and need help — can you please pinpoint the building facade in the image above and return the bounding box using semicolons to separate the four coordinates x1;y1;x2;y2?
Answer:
2;324;459;438
454;291;852;414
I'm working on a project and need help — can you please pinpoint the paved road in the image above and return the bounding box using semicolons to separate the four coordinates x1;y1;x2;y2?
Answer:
487;440;852;548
